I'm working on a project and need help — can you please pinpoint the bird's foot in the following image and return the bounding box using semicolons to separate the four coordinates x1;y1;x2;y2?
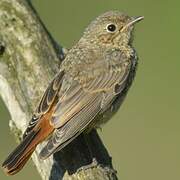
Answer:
76;158;98;173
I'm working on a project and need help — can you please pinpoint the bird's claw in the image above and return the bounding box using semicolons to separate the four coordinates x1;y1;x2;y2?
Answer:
76;158;98;173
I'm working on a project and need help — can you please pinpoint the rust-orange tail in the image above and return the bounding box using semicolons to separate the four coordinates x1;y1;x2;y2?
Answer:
2;129;40;175
2;114;54;175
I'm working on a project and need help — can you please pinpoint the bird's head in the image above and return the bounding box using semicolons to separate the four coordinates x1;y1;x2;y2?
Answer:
80;11;144;48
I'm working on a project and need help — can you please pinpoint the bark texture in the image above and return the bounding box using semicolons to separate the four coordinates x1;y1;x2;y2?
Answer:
0;0;118;179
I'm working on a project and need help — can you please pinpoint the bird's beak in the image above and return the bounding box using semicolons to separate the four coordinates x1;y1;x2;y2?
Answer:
120;16;144;32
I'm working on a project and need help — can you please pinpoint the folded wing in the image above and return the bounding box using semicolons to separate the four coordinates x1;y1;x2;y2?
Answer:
39;58;131;159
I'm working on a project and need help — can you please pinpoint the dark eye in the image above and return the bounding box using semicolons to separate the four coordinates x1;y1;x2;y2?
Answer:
106;24;117;32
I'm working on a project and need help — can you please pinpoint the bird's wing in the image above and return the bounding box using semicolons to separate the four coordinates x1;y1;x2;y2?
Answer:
23;71;64;139
39;58;131;159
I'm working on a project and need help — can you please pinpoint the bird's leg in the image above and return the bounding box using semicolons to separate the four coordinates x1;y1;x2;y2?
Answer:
76;132;99;172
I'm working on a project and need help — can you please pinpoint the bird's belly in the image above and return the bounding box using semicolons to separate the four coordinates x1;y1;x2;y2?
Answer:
92;92;127;129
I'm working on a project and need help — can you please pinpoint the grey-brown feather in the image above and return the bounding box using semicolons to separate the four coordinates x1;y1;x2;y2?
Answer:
39;46;135;158
23;72;64;139
40;93;102;159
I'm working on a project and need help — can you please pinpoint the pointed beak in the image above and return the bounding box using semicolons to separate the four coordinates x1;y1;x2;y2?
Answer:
130;16;144;25
120;16;144;32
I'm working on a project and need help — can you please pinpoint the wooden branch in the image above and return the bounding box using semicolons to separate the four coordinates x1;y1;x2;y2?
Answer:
0;0;118;179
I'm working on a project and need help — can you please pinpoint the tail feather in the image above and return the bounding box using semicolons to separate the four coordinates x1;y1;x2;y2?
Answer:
3;149;35;175
2;129;40;175
2;110;54;175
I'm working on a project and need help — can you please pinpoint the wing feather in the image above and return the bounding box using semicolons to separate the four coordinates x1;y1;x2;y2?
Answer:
23;71;64;138
40;93;102;159
39;56;132;158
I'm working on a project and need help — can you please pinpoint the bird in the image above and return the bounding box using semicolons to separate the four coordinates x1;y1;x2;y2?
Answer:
2;11;143;175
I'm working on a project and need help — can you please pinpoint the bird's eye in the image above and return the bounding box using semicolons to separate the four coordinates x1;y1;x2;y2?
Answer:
106;24;117;33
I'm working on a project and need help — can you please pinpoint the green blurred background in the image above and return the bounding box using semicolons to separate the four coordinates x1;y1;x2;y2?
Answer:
0;0;179;179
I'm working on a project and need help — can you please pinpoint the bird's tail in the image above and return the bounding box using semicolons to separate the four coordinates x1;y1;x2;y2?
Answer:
2;129;40;175
2;109;54;175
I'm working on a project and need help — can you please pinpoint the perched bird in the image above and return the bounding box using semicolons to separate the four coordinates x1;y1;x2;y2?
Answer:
2;11;143;175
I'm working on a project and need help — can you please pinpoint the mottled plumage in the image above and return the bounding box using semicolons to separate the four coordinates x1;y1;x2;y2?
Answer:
2;11;143;175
